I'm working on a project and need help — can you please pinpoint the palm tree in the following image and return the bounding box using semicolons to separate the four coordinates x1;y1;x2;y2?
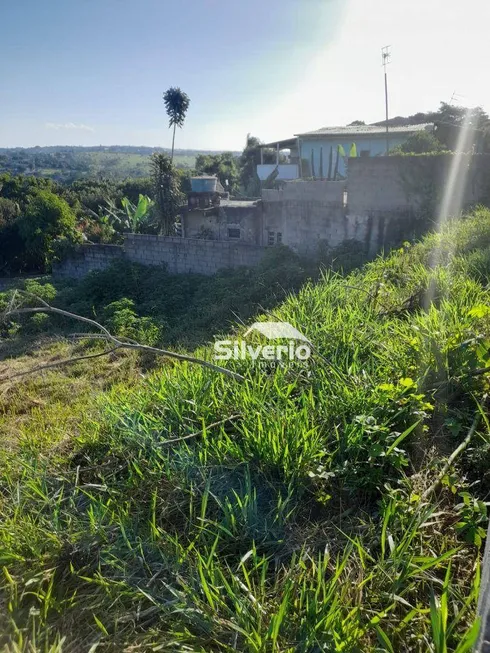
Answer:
150;153;184;235
163;87;190;162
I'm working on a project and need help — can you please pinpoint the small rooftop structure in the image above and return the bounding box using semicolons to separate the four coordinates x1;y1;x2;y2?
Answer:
190;175;225;193
190;175;219;193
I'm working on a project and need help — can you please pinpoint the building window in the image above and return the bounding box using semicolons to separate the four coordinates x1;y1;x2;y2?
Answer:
360;149;370;158
267;231;275;246
228;228;241;239
276;232;282;244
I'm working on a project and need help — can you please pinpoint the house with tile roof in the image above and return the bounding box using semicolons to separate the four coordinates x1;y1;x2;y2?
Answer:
257;123;435;181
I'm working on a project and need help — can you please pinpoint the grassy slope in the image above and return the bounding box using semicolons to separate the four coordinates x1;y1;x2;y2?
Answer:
1;210;490;651
0;339;150;455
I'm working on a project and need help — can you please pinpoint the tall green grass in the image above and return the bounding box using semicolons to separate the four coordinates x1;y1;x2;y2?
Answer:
1;208;490;651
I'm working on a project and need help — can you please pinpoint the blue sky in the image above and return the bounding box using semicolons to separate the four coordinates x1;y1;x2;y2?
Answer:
1;0;489;150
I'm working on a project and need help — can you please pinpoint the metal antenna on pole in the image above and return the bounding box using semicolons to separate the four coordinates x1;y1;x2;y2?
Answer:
450;90;465;106
381;45;391;154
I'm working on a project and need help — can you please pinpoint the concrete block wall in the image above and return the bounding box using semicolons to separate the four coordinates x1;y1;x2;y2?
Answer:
347;154;490;218
263;200;345;253
124;235;265;275
52;244;124;279
54;237;266;280
263;180;345;254
348;157;411;215
263;180;344;204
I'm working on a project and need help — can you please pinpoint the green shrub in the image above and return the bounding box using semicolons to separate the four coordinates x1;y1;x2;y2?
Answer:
23;279;57;303
103;298;162;345
390;130;446;154
17;190;81;271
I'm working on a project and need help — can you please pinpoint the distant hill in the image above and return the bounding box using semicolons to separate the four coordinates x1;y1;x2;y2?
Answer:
0;145;240;181
0;145;237;156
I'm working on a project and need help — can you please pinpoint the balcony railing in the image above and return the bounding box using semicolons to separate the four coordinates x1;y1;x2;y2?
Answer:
256;164;300;181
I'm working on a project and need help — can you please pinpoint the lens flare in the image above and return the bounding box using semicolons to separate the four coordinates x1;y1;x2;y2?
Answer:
425;110;475;308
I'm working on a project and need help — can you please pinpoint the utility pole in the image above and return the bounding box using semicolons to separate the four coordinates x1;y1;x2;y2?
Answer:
381;46;391;154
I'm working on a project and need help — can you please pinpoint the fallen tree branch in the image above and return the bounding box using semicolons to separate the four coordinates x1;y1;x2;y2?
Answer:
2;291;244;382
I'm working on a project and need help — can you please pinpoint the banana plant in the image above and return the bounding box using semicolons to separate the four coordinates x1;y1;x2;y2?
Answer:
104;194;154;233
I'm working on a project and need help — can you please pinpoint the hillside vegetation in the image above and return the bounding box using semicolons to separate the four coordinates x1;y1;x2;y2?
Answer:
1;209;490;651
0;139;265;276
0;147;224;181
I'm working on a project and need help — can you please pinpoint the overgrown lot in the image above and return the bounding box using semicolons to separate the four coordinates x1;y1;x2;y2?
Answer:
1;209;490;651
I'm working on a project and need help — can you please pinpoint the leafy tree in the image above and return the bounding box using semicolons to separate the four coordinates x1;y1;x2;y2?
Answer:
67;178;120;215
0;172;56;206
0;197;20;227
239;135;276;196
390;130;445;155
434;102;490;150
374;101;490;151
118;177;153;204
0;223;25;274
18;190;81;270
175;168;192;194
435;102;489;128
195;152;240;194
163;87;191;162
150;153;184;235
348;120;366;126
0;175;64;273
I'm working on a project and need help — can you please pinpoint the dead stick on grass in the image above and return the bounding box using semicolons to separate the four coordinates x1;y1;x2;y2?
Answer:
2;291;244;382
